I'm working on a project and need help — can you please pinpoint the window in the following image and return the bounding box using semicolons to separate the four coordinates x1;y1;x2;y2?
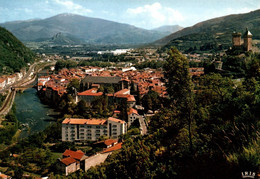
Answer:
66;138;68;140
96;126;100;129
112;132;117;135
96;134;100;136
87;129;91;132
80;133;84;135
87;137;92;140
96;130;100;133
112;125;117;128
112;129;117;131
87;126;92;128
87;133;92;136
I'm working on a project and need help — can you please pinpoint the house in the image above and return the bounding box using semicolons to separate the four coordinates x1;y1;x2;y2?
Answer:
114;89;136;108
101;142;123;154
81;76;129;91
0;78;6;89
127;108;141;127
57;149;87;176
77;88;103;105
0;172;11;179
94;139;118;149
7;74;16;85
62;117;126;142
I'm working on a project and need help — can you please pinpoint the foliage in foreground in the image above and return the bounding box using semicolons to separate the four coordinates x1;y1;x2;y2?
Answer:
83;48;260;179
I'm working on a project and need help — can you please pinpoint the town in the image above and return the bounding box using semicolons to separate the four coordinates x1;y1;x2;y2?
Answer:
0;2;259;177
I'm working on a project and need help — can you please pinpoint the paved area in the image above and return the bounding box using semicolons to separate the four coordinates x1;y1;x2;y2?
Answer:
139;117;148;135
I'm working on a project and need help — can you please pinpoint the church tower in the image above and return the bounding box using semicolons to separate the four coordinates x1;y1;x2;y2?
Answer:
243;28;253;51
232;32;241;47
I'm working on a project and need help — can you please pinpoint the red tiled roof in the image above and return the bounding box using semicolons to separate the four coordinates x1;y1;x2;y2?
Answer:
78;88;103;96
108;117;125;124
60;157;77;166
114;89;130;96
63;149;85;160
0;78;6;83
101;143;122;153
104;139;118;146
128;108;138;115
127;95;136;102
62;118;107;125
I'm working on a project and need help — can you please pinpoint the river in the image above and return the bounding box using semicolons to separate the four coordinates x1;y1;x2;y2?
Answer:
15;88;57;137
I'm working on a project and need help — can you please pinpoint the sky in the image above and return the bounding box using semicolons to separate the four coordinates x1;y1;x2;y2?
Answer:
0;0;260;29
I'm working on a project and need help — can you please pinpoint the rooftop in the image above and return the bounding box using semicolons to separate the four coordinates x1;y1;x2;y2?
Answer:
60;157;77;166
108;117;125;124
63;149;85;160
102;142;123;153
62;118;107;125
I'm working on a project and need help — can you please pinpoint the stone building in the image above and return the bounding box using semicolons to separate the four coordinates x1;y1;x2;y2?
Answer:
232;28;253;51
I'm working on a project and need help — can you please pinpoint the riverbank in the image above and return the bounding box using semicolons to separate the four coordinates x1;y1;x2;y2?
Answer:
15;88;60;137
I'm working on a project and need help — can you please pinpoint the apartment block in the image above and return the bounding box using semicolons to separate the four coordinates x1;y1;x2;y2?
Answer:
62;117;126;142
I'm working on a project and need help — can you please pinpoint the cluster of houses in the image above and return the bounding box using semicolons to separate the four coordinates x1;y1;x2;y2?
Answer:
0;71;25;90
57;139;122;176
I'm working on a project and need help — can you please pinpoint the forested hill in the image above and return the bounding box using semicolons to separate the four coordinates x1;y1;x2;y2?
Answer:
0;27;34;74
154;9;260;52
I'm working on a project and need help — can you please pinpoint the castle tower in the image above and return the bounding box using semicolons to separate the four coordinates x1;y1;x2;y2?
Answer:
243;28;253;51
232;32;242;47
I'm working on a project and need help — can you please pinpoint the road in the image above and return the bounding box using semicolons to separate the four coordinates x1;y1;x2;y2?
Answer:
139;117;148;135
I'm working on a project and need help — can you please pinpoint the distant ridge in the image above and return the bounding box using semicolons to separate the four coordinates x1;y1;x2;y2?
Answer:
0;13;178;45
153;9;260;52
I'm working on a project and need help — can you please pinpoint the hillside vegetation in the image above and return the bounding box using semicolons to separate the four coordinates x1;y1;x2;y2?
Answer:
0;27;34;74
83;48;260;178
155;9;260;53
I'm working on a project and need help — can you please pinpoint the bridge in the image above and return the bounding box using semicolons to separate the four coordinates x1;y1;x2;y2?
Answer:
13;84;35;92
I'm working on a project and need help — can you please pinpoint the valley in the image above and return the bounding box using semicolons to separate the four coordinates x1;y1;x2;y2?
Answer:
0;3;259;179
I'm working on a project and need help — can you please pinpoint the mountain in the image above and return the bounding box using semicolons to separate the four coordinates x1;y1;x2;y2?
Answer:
0;27;34;74
154;9;260;52
0;13;170;45
152;25;183;34
48;32;83;45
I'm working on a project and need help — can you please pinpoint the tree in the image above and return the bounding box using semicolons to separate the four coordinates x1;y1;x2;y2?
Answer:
67;78;80;94
164;47;192;104
164;47;195;153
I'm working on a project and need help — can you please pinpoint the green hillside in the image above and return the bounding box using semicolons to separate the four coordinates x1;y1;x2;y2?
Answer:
155;9;260;53
0;26;34;74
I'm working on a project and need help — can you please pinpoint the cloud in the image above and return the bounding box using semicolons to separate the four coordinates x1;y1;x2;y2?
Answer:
54;0;93;14
126;2;184;29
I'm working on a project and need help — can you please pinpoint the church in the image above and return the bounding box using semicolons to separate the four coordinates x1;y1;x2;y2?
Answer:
232;28;253;51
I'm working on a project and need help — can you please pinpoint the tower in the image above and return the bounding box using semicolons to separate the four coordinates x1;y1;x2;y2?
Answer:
232;32;241;47
243;28;253;51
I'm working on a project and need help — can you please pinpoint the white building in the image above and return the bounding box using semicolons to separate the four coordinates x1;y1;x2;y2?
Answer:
62;117;126;142
127;108;144;128
0;78;6;89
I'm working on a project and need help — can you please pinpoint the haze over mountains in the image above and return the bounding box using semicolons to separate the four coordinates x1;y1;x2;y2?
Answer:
155;9;260;51
0;13;181;45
